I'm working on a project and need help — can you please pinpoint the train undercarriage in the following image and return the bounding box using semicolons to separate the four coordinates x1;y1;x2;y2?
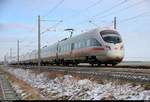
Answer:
11;55;122;67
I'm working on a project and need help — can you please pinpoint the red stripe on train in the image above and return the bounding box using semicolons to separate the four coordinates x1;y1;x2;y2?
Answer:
91;48;105;51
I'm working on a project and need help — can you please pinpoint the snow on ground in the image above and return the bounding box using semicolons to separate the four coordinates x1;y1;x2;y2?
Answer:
5;68;150;100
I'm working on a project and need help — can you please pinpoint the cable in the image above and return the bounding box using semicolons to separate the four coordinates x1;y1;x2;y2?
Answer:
41;20;63;35
84;0;103;10
43;0;65;17
19;19;63;56
92;0;128;18
93;0;146;20
71;0;127;28
72;0;146;29
99;11;150;28
119;11;150;23
62;0;103;22
46;0;102;32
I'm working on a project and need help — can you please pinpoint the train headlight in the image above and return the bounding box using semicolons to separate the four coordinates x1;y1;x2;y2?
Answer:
120;45;124;50
105;45;111;50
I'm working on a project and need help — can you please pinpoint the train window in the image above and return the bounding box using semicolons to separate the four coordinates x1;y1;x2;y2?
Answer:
87;39;90;47
80;40;86;48
64;45;66;52
77;42;79;49
67;44;70;51
79;42;82;48
102;35;122;44
65;45;67;51
100;30;119;35
62;46;64;52
90;38;101;46
63;45;65;52
80;41;83;48
64;46;65;52
69;45;70;51
67;44;69;51
71;43;74;50
74;43;78;49
74;40;88;49
83;40;87;47
59;47;61;53
66;45;68;51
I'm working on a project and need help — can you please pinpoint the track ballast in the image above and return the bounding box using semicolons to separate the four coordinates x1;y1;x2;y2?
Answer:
8;65;150;84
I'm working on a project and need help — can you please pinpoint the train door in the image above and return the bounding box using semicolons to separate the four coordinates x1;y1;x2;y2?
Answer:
56;42;59;61
70;43;74;56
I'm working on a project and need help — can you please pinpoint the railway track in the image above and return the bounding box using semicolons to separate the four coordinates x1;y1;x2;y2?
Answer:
18;65;150;74
9;65;150;84
47;67;150;83
0;73;20;100
9;63;150;69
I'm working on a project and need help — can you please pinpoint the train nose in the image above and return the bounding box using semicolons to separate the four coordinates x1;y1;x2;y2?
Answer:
105;44;124;60
107;50;124;61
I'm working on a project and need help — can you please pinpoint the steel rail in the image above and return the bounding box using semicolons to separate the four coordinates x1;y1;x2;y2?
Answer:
0;80;6;100
0;74;20;100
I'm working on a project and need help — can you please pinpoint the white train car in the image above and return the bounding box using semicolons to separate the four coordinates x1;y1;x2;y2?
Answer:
56;27;124;66
10;27;124;66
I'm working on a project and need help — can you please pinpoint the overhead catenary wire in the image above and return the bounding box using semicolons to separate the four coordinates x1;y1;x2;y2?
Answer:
102;11;150;27
92;0;128;18
40;0;103;36
43;0;65;18
41;20;63;35
71;0;129;28
84;0;103;11
83;0;128;21
72;0;146;30
19;20;63;56
93;0;147;20
74;9;150;35
75;0;103;19
119;11;150;23
18;22;63;59
94;0;149;27
75;11;150;35
61;0;103;22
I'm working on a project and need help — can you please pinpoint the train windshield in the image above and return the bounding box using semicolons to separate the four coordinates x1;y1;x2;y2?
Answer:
100;30;122;44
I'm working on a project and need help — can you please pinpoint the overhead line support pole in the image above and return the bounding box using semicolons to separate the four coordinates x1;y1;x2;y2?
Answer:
38;15;41;68
17;40;19;66
114;16;117;29
10;48;12;62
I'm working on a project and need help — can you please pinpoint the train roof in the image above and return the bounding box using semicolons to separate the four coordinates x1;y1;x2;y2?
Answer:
58;27;117;43
26;27;117;54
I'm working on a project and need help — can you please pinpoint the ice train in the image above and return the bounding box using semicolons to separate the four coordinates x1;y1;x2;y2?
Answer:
9;27;124;66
